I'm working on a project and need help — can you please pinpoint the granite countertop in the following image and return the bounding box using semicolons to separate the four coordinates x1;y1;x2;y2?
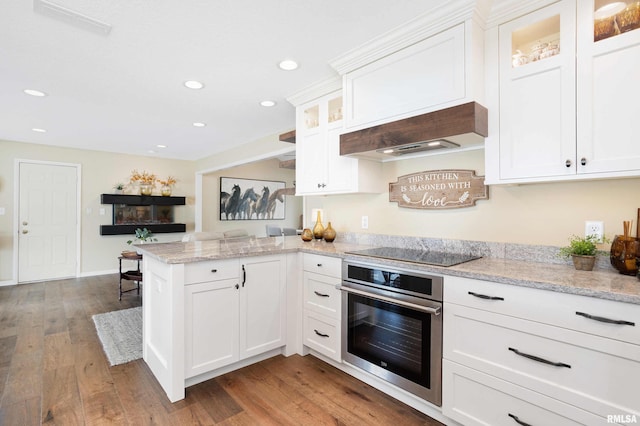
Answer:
136;236;640;305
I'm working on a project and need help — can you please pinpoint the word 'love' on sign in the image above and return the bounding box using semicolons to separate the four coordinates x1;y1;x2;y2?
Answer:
389;169;489;209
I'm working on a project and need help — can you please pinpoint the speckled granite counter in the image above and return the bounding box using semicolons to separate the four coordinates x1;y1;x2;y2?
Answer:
136;236;640;305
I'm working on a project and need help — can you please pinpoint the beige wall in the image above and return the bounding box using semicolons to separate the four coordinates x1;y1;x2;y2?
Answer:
201;159;302;237
0;140;196;282
305;149;640;247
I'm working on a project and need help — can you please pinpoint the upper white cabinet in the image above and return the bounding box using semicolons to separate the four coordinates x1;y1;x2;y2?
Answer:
576;0;640;175
486;0;640;184
291;84;381;196
497;1;576;181
342;23;476;131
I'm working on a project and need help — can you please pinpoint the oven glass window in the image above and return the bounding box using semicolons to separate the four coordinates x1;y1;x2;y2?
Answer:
347;265;433;296
346;293;430;387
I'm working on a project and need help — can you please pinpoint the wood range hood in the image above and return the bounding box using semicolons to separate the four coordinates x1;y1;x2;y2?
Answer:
339;102;488;161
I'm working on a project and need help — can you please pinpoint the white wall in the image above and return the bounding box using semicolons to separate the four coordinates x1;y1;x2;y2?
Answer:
304;149;640;247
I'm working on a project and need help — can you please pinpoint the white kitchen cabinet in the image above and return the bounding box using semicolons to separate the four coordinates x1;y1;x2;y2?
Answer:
496;0;577;180
239;255;287;359
295;91;380;195
576;1;640;175
184;278;239;378
442;275;640;424
292;87;381;196
487;0;640;184
183;255;286;379
343;23;470;131
301;253;342;362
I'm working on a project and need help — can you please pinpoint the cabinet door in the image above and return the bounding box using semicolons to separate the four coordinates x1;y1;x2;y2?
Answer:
184;278;239;378
296;127;326;194
240;255;287;359
324;122;357;193
498;1;576;180
577;1;640;175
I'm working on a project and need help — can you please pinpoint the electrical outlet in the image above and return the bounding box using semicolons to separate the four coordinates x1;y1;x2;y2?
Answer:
585;221;604;242
361;216;369;229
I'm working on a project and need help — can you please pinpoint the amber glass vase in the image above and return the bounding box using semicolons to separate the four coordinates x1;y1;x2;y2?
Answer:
610;235;640;275
323;222;336;242
312;211;324;240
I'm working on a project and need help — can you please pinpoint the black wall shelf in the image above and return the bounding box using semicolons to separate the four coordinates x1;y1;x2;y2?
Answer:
100;223;186;236
100;193;186;236
100;193;186;206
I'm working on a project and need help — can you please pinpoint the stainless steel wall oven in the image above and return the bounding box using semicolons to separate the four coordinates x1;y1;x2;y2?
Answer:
340;260;443;406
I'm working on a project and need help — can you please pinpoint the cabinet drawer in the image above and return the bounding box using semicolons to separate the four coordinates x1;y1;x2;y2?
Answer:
444;304;640;418
184;259;239;285
303;311;341;362
442;360;606;426
303;253;342;278
304;272;341;319
444;275;640;345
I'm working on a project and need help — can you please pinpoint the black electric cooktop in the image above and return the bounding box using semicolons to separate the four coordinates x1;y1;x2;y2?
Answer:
345;247;481;267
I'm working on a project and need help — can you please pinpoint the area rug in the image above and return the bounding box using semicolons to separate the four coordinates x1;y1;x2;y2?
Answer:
92;306;142;366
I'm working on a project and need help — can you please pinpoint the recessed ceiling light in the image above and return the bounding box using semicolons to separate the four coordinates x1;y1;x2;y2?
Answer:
184;80;204;89
278;60;298;71
156;144;167;148
24;89;47;97
260;100;276;107
382;149;394;154
193;122;206;127
32;128;47;133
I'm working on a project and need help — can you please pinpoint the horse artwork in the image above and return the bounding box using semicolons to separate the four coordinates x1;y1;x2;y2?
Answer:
220;177;287;220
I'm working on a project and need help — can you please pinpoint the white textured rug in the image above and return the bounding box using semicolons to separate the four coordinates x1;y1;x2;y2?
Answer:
92;307;142;366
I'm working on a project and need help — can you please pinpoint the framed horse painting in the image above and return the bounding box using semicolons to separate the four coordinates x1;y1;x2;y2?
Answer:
220;177;286;220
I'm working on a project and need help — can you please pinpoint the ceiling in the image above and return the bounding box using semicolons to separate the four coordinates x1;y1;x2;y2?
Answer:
0;0;448;161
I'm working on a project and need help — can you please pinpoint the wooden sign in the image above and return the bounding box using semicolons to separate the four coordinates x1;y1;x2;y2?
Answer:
389;169;488;209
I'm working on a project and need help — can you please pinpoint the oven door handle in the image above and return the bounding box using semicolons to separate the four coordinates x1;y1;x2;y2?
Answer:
338;284;441;316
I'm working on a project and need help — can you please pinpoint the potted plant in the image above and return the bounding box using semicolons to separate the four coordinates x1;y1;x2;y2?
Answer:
559;234;607;271
113;182;125;194
127;227;158;246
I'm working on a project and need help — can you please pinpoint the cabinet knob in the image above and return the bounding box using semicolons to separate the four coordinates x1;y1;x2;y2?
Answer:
565;159;572;168
211;269;217;273
317;263;322;267
22;229;29;234
580;157;587;166
235;284;239;290
317;183;326;188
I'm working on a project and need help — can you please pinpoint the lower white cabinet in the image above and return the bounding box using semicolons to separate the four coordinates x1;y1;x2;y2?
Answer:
442;276;640;424
302;254;342;362
184;255;286;379
185;278;239;377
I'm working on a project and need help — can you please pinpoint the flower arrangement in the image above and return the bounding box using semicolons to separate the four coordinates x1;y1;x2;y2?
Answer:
127;227;158;245
113;182;125;191
129;169;156;185
157;176;177;187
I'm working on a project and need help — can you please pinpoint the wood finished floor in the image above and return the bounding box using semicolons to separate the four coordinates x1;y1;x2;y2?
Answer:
0;274;444;425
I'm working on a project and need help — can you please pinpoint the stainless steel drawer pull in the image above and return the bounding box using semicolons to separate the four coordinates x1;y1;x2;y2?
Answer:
314;329;329;338
314;291;330;298
508;413;532;426
576;311;635;326
468;291;504;301
508;347;571;368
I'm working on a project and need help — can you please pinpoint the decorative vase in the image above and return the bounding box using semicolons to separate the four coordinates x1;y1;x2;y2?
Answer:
312;211;324;240
610;235;640;275
301;228;313;242
114;188;123;195
160;185;172;196
323;222;336;242
140;184;153;196
572;254;596;271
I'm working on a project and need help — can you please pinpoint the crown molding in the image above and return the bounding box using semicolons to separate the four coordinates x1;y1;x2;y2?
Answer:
329;0;484;75
285;75;342;107
485;0;558;28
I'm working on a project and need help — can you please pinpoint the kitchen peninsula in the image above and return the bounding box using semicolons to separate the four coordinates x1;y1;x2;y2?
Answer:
137;235;640;424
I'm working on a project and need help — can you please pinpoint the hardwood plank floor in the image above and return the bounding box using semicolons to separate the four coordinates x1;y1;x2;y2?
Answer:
0;275;444;425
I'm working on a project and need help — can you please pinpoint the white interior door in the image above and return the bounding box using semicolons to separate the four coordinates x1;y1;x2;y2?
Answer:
18;162;79;282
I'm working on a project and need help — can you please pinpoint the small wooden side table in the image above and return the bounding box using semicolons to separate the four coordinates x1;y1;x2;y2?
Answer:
119;253;142;301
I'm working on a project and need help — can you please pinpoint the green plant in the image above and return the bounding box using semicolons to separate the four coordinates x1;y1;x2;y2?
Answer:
127;227;158;245
559;234;608;258
113;182;125;190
